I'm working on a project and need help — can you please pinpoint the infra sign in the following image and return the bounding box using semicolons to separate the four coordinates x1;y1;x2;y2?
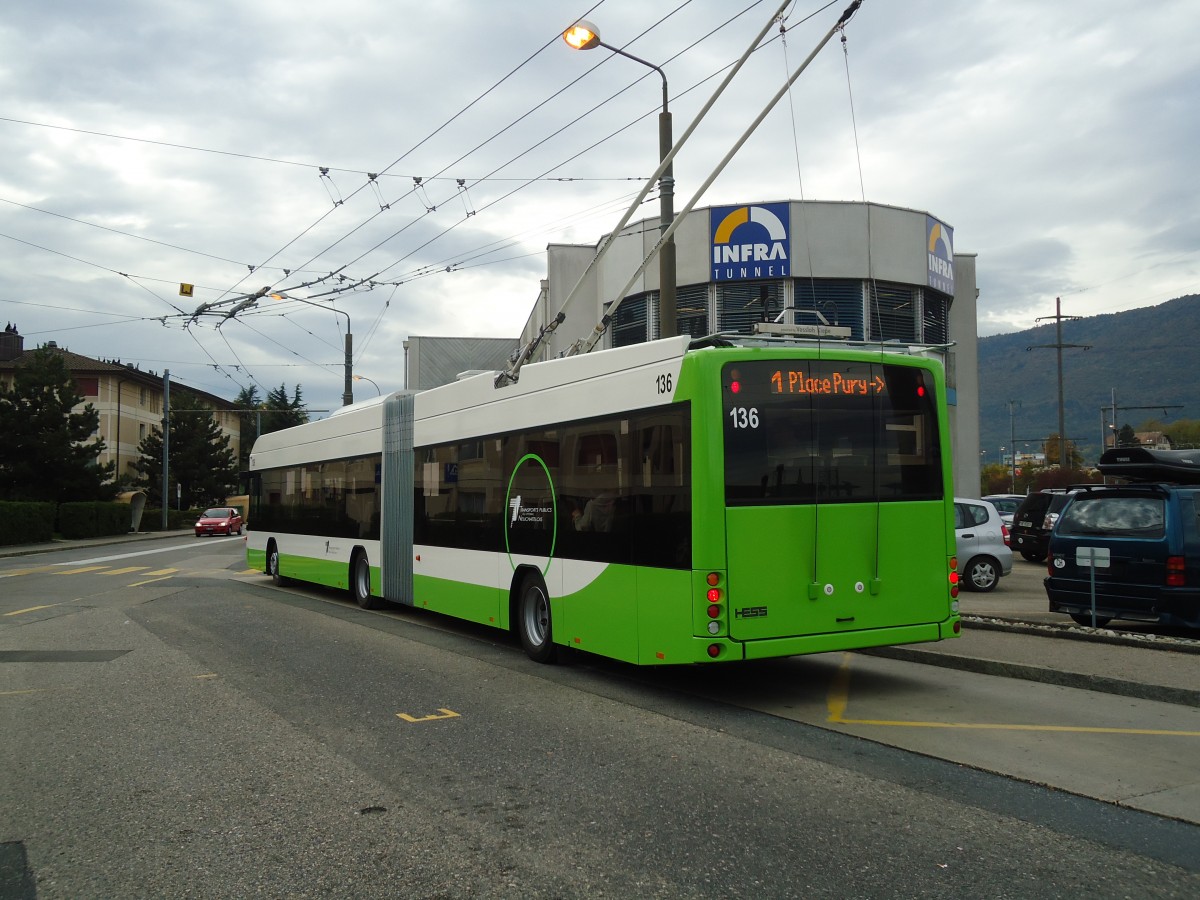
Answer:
710;203;791;282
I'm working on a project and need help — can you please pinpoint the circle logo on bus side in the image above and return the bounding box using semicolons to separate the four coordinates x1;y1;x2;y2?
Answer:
504;453;557;575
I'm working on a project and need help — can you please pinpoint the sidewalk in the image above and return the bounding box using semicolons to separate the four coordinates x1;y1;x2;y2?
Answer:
5;530;1199;708
869;623;1200;708
0;529;196;559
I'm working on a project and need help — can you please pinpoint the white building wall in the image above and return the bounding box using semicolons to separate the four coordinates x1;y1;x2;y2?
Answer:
519;200;980;497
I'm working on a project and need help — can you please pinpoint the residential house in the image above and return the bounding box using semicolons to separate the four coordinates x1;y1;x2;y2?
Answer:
0;327;241;486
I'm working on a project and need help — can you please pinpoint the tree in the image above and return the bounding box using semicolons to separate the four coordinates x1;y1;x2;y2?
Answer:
134;389;238;508
1042;433;1084;469
1116;423;1139;447
262;383;307;435
234;385;263;470
980;463;1013;496
0;347;114;502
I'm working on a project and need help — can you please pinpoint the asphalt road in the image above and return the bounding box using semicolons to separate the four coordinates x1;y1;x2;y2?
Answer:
1;538;1198;898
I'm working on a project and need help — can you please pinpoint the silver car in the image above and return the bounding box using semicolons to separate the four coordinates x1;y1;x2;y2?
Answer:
955;497;1013;592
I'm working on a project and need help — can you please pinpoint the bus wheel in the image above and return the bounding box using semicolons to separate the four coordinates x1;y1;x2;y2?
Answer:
267;542;288;586
351;550;380;610
517;572;557;664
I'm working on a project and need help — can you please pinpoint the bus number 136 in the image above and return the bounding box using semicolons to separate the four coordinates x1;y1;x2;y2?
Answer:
728;407;759;429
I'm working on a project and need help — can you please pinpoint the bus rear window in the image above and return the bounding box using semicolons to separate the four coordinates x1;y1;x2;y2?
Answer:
722;359;942;505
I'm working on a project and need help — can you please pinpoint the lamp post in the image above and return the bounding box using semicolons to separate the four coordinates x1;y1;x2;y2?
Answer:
564;19;676;339
271;293;353;406
353;375;381;396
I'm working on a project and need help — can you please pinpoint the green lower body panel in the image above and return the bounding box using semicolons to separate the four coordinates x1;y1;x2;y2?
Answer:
413;574;504;628
735;618;958;662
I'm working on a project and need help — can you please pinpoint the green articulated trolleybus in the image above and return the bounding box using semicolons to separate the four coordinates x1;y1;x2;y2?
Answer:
246;333;961;665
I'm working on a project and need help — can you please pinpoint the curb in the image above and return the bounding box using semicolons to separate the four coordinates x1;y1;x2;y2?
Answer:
863;643;1200;709
963;614;1200;655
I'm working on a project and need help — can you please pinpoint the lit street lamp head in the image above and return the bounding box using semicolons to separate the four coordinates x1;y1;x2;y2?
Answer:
563;20;601;50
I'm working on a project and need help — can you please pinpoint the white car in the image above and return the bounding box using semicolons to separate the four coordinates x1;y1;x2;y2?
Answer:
954;497;1013;592
981;493;1024;528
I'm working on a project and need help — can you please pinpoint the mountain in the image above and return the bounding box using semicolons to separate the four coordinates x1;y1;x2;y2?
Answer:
977;294;1200;464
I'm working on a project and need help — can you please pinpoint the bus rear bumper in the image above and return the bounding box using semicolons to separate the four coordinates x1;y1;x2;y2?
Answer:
710;618;959;662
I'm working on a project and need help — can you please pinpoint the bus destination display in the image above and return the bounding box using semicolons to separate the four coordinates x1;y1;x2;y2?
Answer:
769;369;886;396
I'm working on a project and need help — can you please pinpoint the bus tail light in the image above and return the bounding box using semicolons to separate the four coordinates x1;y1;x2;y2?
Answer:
1167;556;1186;587
707;644;721;658
948;558;959;598
703;573;725;633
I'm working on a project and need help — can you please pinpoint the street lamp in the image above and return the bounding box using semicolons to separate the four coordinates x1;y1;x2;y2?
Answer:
271;293;354;406
564;19;676;339
353;375;381;396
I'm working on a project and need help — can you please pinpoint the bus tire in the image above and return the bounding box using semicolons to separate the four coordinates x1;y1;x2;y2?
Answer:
351;550;380;610
516;571;557;664
267;541;288;586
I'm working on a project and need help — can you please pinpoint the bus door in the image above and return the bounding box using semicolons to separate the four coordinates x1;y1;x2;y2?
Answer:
721;359;948;641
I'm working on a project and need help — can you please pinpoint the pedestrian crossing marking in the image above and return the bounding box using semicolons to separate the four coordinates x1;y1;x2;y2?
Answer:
0;566;56;578
100;566;150;576
53;566;110;575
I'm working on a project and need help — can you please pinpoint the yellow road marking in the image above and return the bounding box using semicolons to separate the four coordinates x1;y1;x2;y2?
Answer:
144;568;179;576
100;566;149;576
397;708;460;723
0;566;56;577
4;604;58;616
0;688;50;696
127;576;175;586
827;653;1200;738
194;673;219;679
53;566;109;575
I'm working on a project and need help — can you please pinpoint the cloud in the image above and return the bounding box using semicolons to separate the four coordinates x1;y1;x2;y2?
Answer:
2;0;1198;412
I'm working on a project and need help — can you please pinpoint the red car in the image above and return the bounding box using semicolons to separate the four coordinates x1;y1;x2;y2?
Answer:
195;507;244;537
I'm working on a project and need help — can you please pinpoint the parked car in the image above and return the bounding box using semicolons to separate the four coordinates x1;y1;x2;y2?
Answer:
1045;448;1200;628
954;497;1013;592
982;493;1024;528
195;507;244;537
1009;490;1076;562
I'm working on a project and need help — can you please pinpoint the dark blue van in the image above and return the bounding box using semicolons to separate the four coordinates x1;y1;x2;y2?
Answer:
1044;447;1200;628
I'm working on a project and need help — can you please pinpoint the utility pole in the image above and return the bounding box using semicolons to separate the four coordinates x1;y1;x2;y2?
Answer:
1027;297;1090;467
1104;393;1184;448
161;369;170;530
1007;399;1020;492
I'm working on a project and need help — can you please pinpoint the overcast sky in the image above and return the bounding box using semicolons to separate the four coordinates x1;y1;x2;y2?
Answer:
2;0;1197;414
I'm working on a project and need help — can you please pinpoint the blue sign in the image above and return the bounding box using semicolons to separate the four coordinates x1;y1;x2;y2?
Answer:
926;215;955;296
444;462;458;484
710;202;791;282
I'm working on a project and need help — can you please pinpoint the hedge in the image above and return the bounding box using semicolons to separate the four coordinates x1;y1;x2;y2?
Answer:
0;502;56;545
58;502;133;539
141;508;207;531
